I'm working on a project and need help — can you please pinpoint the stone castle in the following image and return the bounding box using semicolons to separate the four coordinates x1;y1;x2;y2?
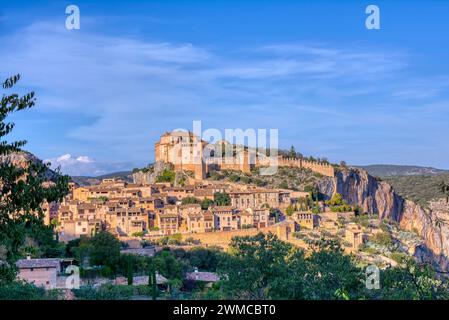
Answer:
154;131;334;180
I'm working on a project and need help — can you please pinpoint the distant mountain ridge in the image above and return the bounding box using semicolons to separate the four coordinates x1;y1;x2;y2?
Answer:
71;171;133;186
357;164;449;177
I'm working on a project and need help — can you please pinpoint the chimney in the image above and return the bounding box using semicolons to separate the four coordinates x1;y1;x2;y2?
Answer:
26;255;31;260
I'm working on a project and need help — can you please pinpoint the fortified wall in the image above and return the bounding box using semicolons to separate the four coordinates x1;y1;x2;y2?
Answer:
275;157;335;177
154;131;335;180
161;221;296;250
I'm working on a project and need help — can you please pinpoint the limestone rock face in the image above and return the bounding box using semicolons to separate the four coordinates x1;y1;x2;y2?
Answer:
318;168;449;270
0;150;58;180
1;150;41;168
132;161;172;185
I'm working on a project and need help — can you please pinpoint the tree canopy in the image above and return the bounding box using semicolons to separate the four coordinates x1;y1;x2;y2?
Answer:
213;233;449;300
213;192;231;206
0;74;69;283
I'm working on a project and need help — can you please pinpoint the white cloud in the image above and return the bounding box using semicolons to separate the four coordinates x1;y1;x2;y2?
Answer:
45;154;131;176
56;154;72;162
75;156;93;163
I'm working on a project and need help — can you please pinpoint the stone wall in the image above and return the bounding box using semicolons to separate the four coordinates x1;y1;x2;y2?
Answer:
275;157;335;177
18;268;58;289
178;221;296;250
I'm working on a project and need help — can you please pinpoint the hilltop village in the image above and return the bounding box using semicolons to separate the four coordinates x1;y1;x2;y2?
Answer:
43;131;423;261
13;131;431;293
45;131;333;243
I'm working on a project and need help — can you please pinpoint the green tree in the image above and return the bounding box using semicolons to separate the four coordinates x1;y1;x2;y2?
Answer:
285;205;294;216
368;259;449;300
148;267;159;300
328;193;343;206
127;257;134;285
439;181;449;203
152;250;183;280
200;198;214;210
278;181;289;189
0;74;69;282
302;240;364;299
214;192;231;206
185;247;223;272
156;169;175;183
0;280;61;300
219;233;294;299
304;185;319;201
72;236;93;267
218;235;366;300
89;232;121;271
289;145;296;159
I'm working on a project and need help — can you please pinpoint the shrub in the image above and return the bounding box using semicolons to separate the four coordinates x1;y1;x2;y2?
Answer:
390;252;408;264
132;231;145;238
371;231;394;247
156;169;176;183
101;265;114;278
182;197;200;205
73;284;134;300
0;281;50;300
214;192;231;206
229;174;240;182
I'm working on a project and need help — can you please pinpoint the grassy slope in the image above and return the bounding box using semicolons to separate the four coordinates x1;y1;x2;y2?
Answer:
359;164;449;177
206;167;325;191
383;174;449;208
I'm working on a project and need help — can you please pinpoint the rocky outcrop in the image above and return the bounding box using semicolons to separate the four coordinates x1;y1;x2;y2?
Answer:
132;161;172;185
0;150;59;180
318;168;449;271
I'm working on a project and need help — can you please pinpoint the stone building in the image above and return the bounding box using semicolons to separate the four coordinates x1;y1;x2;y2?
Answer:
16;258;61;289
154;131;335;183
212;206;239;231
186;212;206;233
293;212;317;230
158;212;180;235
345;223;365;250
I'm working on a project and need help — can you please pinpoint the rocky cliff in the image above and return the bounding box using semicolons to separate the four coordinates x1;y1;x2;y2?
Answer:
132;161;172;185
318;168;449;271
0;150;59;180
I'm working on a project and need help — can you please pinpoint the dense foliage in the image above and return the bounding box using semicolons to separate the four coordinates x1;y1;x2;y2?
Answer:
208;167;324;191
156;169;176;183
0;74;69;286
384;174;449;207
211;233;449;300
213;192;231;206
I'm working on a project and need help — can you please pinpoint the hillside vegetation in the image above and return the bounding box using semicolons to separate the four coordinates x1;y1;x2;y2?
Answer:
71;171;133;186
360;164;449;177
384;174;449;208
207;166;326;191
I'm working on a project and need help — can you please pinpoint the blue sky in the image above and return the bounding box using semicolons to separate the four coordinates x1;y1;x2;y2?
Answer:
1;0;449;175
